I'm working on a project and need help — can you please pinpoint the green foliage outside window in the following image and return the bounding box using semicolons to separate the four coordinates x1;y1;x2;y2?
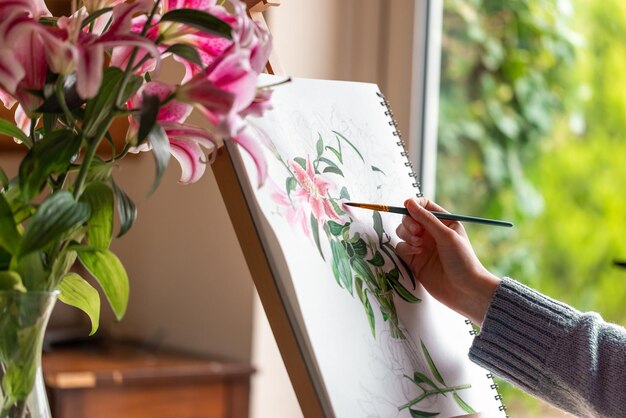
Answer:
437;0;626;414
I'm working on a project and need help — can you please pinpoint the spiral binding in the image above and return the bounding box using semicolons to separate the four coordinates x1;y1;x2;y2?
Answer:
378;89;507;416
376;91;423;197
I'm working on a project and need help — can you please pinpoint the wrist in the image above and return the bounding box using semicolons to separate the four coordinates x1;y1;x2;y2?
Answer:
460;272;501;326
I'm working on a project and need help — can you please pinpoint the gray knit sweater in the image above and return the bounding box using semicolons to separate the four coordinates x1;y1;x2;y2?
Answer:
469;278;626;418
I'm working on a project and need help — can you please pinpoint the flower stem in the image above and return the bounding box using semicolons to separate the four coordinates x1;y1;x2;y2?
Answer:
73;136;98;199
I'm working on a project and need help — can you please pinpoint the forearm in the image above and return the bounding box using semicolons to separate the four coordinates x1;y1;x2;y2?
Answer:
469;278;626;418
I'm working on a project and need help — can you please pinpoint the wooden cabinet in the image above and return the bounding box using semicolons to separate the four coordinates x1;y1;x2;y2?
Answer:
42;342;254;418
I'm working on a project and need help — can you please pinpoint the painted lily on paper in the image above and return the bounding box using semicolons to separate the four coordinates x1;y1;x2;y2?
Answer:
266;130;419;340
0;1;272;416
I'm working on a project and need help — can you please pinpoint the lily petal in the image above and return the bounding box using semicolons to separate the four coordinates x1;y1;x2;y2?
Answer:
232;128;267;187
169;138;206;184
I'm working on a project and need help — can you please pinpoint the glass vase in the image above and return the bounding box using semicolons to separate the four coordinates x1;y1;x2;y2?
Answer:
0;291;58;418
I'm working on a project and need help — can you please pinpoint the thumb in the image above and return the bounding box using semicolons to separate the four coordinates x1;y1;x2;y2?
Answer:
405;198;453;243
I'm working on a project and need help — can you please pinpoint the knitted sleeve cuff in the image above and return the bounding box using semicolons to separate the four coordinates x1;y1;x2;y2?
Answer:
468;277;580;391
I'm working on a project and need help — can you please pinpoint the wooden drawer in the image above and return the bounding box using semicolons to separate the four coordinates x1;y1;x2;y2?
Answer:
43;341;253;418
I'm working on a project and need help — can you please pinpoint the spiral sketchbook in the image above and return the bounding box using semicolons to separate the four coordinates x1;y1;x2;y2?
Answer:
218;75;507;417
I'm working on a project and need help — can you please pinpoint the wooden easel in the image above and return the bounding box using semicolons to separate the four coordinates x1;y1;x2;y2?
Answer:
212;1;327;417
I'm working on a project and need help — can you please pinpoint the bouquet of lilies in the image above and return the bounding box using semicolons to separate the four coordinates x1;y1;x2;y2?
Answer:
0;0;271;414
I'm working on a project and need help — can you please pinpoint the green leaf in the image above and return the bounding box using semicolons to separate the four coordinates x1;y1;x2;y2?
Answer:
137;93;160;146
409;409;439;418
84;68;141;137
81;7;113;28
421;340;445;385
410;372;441;391
351;238;367;257
80;182;113;249
77;249;129;321
285;177;297;195
86;157;113;183
453;393;476;414
0;271;25;292
388;274;420;303
316;133;324;156
327;220;346;236
15;252;47;290
310;214;324;261
350;256;375;285
19;130;82;200
323;166;344;176
147;124;170;196
339;186;350;200
330;240;352;295
324;146;342;164
293;157;306;170
163;44;203;66
367;251;385;267
371;165;386;175
58;273;101;335
111;180;137;238
332;130;364;161
161;9;232;39
363;292;375;337
0;193;20;254
0;119;28;144
19;191;90;257
373;211;383;242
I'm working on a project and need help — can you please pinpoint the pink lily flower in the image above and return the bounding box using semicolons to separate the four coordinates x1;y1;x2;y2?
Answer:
291;156;342;223
41;1;160;99
268;178;310;238
127;81;220;184
0;11;48;114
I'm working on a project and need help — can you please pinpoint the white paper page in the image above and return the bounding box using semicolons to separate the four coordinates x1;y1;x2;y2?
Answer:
236;75;504;418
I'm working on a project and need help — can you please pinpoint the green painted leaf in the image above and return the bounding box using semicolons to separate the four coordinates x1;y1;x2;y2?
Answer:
329;198;345;216
332;130;364;161
323;166;344;176
364;292;375;337
111;180;137;238
331;240;352;294
367;251;385;267
350;256;375;285
318;156;339;169
19;191;90;257
19;130;82;200
293;157;306;170
371;165;386;175
453;393;476;414
147;124;170;196
409;409;439;418
411;372;441;391
0;193;20;254
327;220;345;236
339;186;350;200
58;273;101;335
77;249;129;321
0;119;28;144
324;146;342;164
80;182;113;249
355;277;366;303
373;211;383;242
316;133;324;156
388;274;420;303
351;238;367;257
137;93;160;146
164;44;203;66
310;213;324;260
0;271;25;292
161;9;232;39
285;177;297;195
421;340;446;385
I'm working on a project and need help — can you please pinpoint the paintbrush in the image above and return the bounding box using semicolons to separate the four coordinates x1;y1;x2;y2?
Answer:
344;202;513;228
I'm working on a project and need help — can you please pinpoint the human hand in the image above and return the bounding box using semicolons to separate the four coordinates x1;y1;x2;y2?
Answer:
395;197;501;325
